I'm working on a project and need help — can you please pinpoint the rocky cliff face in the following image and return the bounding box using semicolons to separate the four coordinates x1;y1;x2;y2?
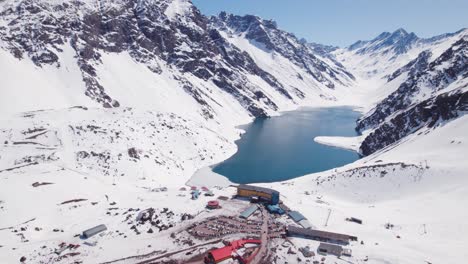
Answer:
348;28;419;56
0;0;353;120
360;89;468;155
358;36;468;155
1;0;466;159
210;12;354;89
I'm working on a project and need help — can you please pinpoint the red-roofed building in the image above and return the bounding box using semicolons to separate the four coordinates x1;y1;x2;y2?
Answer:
206;200;219;209
206;246;233;263
204;239;261;263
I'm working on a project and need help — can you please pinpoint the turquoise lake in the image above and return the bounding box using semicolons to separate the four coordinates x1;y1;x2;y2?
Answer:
213;107;361;183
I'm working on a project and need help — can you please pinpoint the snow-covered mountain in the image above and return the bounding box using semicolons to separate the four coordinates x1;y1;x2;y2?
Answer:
0;0;354;120
335;28;466;80
210;12;354;89
333;28;467;155
0;0;361;195
358;37;467;155
0;0;467;263
349;28;419;56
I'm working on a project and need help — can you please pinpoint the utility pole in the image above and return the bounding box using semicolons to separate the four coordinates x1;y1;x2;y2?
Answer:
325;208;332;227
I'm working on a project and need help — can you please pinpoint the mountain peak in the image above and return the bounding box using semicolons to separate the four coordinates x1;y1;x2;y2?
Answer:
389;28;418;40
349;28;419;55
393;28;408;35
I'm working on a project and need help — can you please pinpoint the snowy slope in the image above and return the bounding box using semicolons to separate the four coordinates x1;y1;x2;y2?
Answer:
0;0;467;263
356;33;468;155
0;0;354;120
284;29;468;263
0;2;358;262
270;114;468;264
335;28;466;80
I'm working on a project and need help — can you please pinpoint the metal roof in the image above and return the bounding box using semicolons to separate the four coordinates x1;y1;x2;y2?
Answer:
267;204;280;211
240;205;259;219
207;200;219;206
299;219;312;229
208;246;233;262
288;211;306;222
237;184;279;195
287;225;357;244
82;224;107;239
208;239;261;262
267;204;285;214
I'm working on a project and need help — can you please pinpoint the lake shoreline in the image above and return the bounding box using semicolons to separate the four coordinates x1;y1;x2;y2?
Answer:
211;107;362;184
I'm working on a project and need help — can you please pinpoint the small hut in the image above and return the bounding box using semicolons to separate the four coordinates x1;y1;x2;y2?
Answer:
205;190;215;196
207;200;220;209
82;224;107;239
317;243;343;257
191;190;200;200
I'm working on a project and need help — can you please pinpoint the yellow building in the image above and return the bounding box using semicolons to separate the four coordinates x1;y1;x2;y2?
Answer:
237;184;280;204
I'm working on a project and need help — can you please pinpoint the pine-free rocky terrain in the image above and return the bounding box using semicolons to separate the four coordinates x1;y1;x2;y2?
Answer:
0;0;467;263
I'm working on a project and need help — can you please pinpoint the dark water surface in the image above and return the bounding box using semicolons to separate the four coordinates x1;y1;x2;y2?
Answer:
213;107;361;183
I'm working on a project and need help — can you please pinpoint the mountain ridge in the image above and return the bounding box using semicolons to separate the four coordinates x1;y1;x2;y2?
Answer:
0;0;354;120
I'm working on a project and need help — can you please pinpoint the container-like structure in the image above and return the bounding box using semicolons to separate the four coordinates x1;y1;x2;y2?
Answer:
266;204;285;215
317;242;343;257
346;217;363;224
191;190;200;200
342;248;353;257
82;224;107;239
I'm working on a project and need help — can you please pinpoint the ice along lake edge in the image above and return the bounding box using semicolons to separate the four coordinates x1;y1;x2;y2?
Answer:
211;106;362;184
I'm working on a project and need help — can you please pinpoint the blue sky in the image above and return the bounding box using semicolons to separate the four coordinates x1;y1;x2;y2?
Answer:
192;0;468;47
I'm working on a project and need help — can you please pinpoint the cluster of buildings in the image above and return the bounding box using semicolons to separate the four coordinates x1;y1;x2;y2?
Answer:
188;186;214;200
235;184;357;258
201;184;358;262
236;184;284;220
286;225;356;257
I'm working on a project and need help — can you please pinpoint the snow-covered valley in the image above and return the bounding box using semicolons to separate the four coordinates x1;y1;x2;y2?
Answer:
0;0;467;263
